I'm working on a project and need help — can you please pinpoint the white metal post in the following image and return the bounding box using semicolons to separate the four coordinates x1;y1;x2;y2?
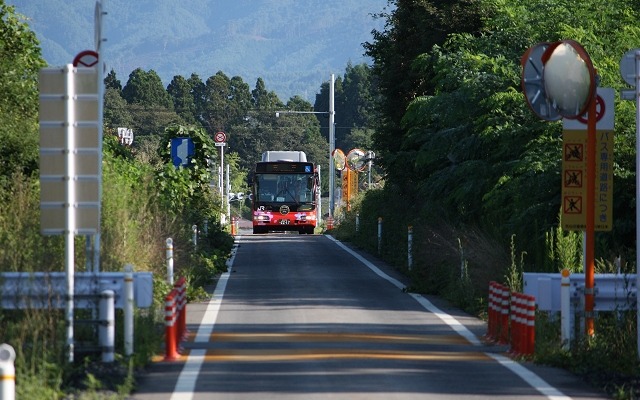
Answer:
65;64;76;363
226;164;231;223
0;344;15;400
561;269;571;350
95;2;104;274
316;165;322;222
124;264;134;356
329;74;336;218
99;289;115;362
192;224;198;249
166;238;174;285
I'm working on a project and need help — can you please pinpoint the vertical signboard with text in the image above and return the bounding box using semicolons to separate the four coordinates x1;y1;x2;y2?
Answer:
562;88;614;231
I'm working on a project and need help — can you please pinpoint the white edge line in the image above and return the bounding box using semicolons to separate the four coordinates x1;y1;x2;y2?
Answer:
169;236;239;400
325;234;571;400
487;353;572;400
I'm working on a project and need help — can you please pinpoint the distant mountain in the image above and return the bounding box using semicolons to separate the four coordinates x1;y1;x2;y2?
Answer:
8;0;389;101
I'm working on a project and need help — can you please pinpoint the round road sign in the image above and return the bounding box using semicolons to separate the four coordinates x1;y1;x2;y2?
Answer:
214;131;227;143
620;49;640;87
73;50;99;68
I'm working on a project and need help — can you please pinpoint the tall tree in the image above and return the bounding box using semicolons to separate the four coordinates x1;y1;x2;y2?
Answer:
167;75;197;125
122;68;174;109
0;3;45;179
103;87;133;130
121;68;179;136
363;0;485;191
251;77;282;111
104;69;122;91
201;71;233;133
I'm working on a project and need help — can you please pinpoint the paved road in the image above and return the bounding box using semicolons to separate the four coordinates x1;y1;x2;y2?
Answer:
129;234;609;400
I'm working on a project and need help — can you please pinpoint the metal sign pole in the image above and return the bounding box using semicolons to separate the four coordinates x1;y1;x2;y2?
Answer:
64;65;76;363
220;144;225;224
585;91;596;336
329;74;335;218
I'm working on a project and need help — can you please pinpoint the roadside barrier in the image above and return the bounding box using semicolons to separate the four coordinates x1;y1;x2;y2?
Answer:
231;217;237;235
326;216;334;230
486;282;536;356
509;292;536;356
486;281;510;344
164;277;188;361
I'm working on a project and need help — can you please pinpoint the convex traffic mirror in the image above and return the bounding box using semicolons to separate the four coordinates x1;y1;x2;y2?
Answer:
541;40;596;119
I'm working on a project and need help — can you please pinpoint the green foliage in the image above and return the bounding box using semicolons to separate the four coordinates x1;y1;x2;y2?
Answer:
157;124;219;222
0;3;45;180
505;235;525;293
545;213;583;273
366;0;640;264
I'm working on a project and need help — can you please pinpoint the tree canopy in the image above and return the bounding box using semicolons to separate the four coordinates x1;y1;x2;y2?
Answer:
365;0;640;263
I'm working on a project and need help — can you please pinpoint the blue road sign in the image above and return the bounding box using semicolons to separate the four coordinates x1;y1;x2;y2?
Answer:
171;137;195;167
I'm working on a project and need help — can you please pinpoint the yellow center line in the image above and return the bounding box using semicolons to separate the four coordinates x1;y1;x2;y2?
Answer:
185;332;472;346
191;348;492;362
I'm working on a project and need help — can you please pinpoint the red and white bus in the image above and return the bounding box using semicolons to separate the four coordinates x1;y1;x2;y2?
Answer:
252;151;318;234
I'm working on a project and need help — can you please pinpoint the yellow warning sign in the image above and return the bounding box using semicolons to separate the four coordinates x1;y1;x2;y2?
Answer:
561;88;614;231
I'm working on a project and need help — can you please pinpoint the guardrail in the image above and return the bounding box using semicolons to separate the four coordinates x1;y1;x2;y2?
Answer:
1;269;153;361
524;272;637;348
523;272;637;313
0;271;153;309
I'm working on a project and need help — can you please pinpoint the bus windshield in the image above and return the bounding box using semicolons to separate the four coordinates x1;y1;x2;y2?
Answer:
255;173;314;204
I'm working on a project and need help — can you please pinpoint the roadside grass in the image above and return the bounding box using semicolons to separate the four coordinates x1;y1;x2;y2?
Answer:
0;166;233;398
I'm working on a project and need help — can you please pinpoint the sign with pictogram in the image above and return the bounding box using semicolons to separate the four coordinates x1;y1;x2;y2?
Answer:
564;170;582;188
214;131;227;143
564;196;582;214
561;87;614;231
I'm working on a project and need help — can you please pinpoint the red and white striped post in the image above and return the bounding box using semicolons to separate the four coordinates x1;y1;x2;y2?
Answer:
164;290;179;361
499;284;510;344
486;281;510;344
509;292;536;356
510;292;521;354
174;277;188;341
524;294;536;355
486;281;501;342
